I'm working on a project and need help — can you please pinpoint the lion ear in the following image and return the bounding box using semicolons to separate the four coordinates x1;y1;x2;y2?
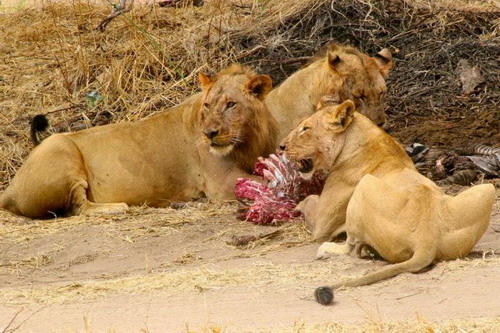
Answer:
198;72;214;90
374;48;393;78
317;94;340;110
326;100;355;131
246;75;273;100
327;51;342;71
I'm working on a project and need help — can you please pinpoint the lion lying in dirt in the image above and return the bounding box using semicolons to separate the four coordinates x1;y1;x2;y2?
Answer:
266;43;393;140
279;98;495;304
0;64;278;218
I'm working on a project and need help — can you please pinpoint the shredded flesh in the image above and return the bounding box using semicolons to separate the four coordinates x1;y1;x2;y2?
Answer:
235;152;326;225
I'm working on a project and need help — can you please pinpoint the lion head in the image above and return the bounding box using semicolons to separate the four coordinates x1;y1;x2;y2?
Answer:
198;64;279;171
310;43;392;127
279;97;356;179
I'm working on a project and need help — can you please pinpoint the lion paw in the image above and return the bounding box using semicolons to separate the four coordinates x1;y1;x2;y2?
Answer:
81;202;129;215
316;241;350;259
316;243;333;260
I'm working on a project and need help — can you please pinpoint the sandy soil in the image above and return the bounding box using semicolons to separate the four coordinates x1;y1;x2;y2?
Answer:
0;190;499;332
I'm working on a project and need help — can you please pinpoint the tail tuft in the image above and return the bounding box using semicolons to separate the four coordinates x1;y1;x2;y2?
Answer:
314;286;334;305
30;114;49;146
32;114;49;132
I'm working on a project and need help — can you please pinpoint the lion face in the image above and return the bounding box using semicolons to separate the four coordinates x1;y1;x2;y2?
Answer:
198;68;272;156
280;98;355;179
321;45;392;127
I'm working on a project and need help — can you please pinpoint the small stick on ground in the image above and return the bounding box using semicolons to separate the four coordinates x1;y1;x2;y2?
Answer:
1;308;23;333
96;0;135;32
227;229;283;247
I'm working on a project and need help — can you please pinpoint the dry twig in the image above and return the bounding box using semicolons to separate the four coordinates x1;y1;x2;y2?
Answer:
96;0;135;32
227;229;283;247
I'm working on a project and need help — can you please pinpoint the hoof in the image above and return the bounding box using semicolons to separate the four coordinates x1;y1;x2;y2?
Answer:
314;286;334;305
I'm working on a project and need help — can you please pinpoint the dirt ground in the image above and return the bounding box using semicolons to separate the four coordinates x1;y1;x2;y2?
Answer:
0;1;499;332
0;186;499;332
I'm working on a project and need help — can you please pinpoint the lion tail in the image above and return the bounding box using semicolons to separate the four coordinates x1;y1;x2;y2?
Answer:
30;114;50;146
314;252;433;305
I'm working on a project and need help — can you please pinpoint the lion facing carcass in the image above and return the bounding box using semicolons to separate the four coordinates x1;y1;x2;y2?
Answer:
279;98;495;304
266;43;393;140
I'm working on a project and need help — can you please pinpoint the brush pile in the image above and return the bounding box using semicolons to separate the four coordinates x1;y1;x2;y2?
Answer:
1;0;498;190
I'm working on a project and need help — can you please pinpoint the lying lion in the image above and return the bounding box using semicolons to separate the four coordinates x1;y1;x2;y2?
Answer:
0;64;278;218
279;97;495;304
266;43;393;140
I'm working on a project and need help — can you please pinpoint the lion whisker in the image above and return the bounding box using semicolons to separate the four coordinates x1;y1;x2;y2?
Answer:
196;136;209;145
230;137;244;144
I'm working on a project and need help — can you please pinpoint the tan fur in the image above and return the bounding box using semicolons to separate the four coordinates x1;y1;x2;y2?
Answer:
266;43;393;141
0;64;278;218
280;99;495;287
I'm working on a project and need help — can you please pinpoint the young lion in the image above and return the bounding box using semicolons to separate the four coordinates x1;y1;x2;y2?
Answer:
279;98;495;304
0;64;278;218
266;43;393;141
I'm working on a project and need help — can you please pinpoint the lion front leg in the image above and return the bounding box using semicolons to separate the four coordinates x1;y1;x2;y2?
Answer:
297;181;354;241
204;166;255;201
296;194;320;233
198;147;261;201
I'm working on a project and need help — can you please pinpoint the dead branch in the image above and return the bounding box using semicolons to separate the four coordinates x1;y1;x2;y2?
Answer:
4;307;48;333
1;308;23;333
96;0;135;32
227;229;283;247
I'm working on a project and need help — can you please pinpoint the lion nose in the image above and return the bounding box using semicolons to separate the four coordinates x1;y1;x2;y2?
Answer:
279;144;286;150
204;129;219;139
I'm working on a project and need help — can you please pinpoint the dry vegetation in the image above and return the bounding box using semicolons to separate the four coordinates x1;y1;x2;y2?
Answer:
1;0;499;190
276;317;500;333
59;317;500;333
0;0;499;332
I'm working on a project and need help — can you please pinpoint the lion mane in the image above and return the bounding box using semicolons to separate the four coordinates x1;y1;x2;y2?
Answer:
1;64;278;218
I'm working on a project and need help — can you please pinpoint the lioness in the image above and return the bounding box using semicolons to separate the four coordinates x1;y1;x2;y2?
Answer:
0;64;278;218
266;43;393;140
279;98;495;304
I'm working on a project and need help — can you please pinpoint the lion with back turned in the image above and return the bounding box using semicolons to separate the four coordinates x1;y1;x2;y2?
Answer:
279;98;495;303
0;64;278;218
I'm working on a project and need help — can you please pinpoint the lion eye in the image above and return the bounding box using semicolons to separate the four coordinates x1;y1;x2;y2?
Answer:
226;101;236;108
204;103;210;109
301;126;310;132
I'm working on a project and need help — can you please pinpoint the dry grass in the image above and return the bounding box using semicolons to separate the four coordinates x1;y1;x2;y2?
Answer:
4;315;500;333
0;202;234;243
0;262;340;305
0;3;498;329
0;201;311;255
2;253;498;306
269;317;500;333
60;316;500;333
1;0;499;190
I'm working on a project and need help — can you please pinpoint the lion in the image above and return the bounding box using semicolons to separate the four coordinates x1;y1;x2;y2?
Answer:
279;97;495;304
266;43;393;141
0;64;278;218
